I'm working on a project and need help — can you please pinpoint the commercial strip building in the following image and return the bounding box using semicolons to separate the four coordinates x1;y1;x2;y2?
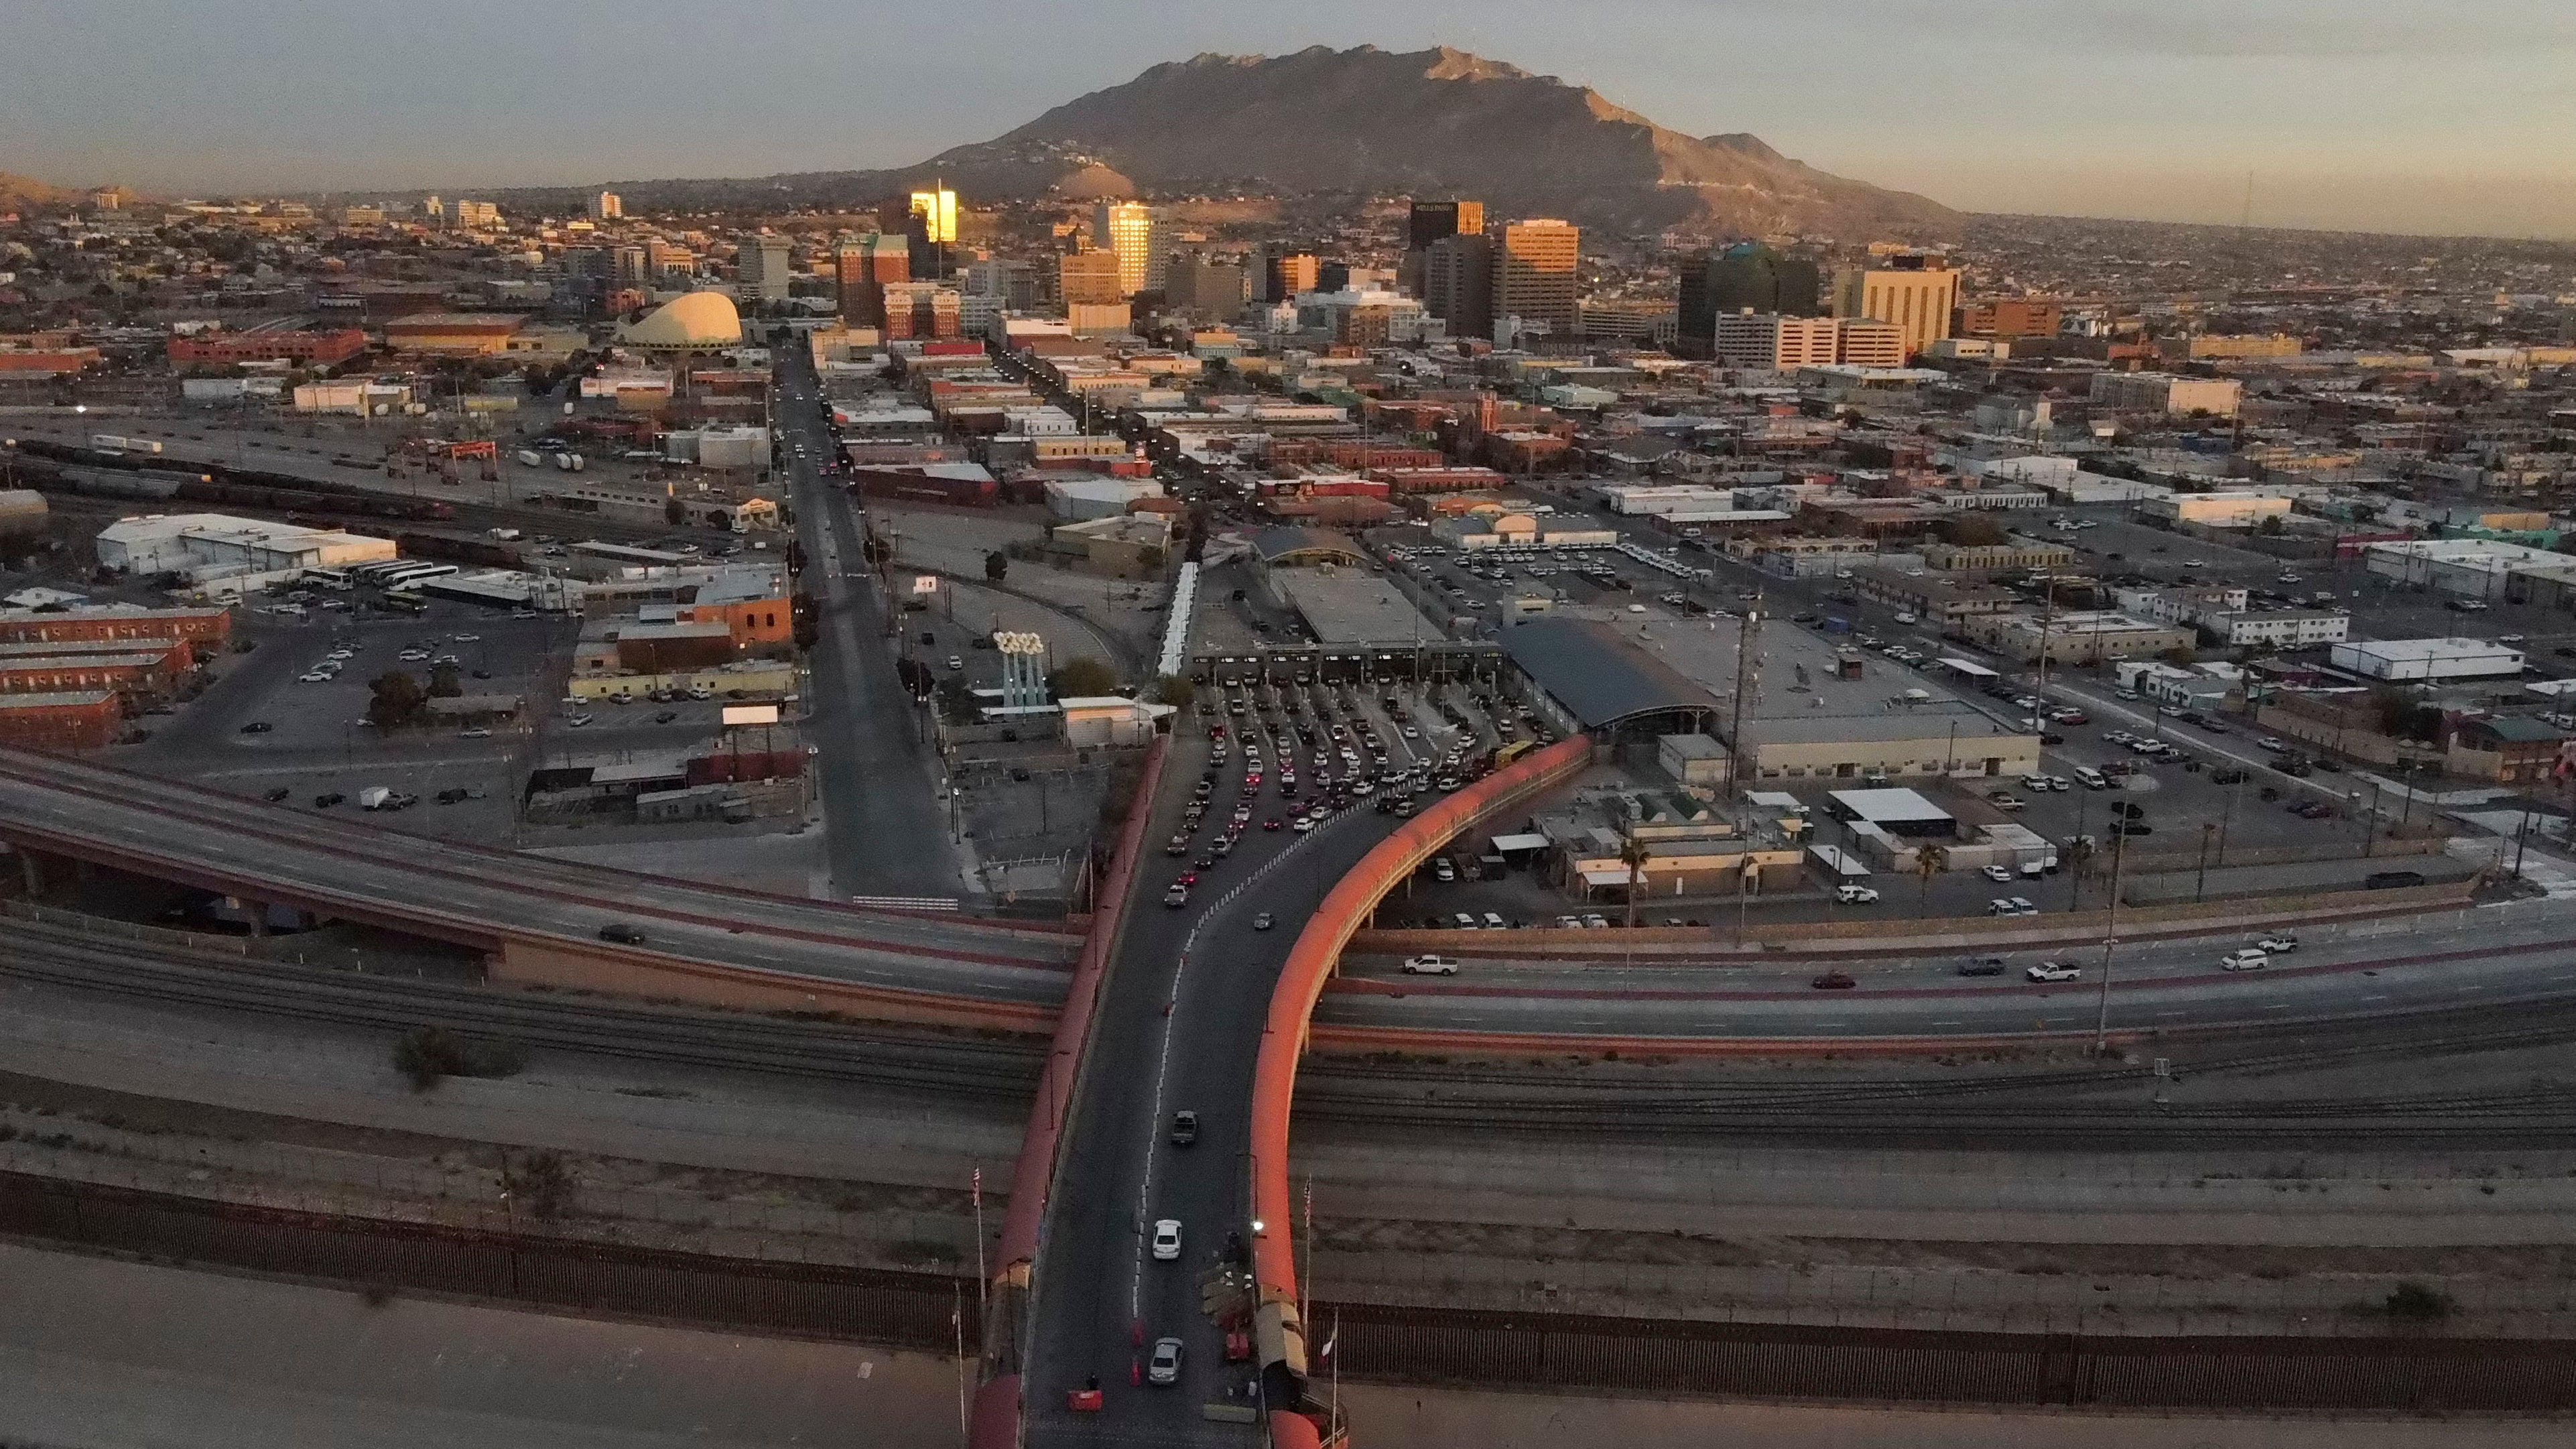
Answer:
2142;491;2292;529
1956;610;2196;665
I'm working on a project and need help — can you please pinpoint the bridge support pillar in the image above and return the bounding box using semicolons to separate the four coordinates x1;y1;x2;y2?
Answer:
240;900;269;938
17;848;44;898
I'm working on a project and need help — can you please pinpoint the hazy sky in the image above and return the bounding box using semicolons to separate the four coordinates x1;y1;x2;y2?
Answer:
9;0;2575;237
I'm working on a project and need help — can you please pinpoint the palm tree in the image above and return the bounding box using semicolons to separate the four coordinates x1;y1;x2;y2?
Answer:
1913;844;1951;917
1618;834;1653;932
2063;835;2097;912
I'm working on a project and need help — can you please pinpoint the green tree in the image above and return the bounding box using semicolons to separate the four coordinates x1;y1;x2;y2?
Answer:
1047;657;1119;698
984;550;1009;583
366;670;426;729
1913;843;1951;917
664;497;686;527
2063;834;2097;911
426;662;463;699
1147;674;1196;709
1936;513;2006;547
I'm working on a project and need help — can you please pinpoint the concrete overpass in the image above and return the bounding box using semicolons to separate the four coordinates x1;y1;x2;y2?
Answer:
0;749;1076;1028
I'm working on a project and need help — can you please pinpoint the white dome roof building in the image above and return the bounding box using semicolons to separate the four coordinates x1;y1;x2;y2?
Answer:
618;290;744;355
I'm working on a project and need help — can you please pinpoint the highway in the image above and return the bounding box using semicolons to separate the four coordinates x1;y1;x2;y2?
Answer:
1319;895;2576;1042
771;345;967;901
1023;727;1397;1445
0;747;1077;1005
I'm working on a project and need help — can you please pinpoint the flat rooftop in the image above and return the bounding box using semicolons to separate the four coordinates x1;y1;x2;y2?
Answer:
1271;570;1441;647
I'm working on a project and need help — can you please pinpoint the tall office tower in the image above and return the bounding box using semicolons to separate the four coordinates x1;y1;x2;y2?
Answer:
452;200;501;230
1490;218;1580;340
964;258;1038;311
418;194;443;223
1092;201;1161;296
1407;199;1485;253
1679;241;1822;351
908;187;958;279
1164;249;1248;318
1422;233;1494;341
834;234;909;326
738;235;793;302
1253;243;1320;302
590;190;623;221
1058;248;1125;308
1831;251;1960;360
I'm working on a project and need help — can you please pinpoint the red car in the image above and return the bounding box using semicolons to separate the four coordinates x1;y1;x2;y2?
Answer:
1263;818;1281;831
1177;872;1200;888
1811;970;1857;990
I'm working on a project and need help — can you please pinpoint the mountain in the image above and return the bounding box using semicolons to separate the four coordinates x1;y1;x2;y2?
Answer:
0;172;87;212
928;45;1957;236
579;46;1955;238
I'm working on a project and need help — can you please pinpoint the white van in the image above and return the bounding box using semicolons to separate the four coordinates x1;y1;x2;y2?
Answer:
2073;766;2110;790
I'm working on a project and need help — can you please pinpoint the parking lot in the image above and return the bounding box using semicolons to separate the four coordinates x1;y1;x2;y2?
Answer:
119;598;576;845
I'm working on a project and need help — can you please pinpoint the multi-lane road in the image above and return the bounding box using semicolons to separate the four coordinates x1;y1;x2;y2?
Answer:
1023;726;1397;1445
771;347;966;901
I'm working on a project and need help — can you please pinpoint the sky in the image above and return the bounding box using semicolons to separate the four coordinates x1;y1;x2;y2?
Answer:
9;0;2576;238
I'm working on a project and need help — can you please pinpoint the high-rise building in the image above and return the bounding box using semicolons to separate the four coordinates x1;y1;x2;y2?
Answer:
738;235;793;303
834;235;909;326
880;282;962;342
1407;199;1485;253
1252;244;1319;303
1422;233;1494;342
1164;249;1248;318
1832;253;1959;359
1491;219;1580;340
1059;249;1124;308
452;200;501;230
908;187;958;279
590;190;623;221
964;259;1038;311
1678;242;1821;352
418;195;443;223
1092;202;1161;296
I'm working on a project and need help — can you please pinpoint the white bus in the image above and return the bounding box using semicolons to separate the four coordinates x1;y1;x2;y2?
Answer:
304;568;354;592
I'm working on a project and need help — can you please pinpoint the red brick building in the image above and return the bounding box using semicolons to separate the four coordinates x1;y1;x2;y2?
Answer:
0;650;185;696
0;606;231;649
0;691;121;751
168;326;368;367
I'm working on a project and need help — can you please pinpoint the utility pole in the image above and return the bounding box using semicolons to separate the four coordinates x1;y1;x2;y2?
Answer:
2092;816;2132;1056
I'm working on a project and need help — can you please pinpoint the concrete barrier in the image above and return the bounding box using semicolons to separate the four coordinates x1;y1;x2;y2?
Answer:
1250;736;1591;1442
489;938;1053;1032
966;734;1168;1449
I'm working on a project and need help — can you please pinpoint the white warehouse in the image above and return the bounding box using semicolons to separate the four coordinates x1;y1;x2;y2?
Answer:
2329;637;2525;682
96;513;397;578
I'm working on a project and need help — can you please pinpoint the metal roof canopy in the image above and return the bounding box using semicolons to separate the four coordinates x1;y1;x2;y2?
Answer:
1499;617;1716;731
1825;787;1953;825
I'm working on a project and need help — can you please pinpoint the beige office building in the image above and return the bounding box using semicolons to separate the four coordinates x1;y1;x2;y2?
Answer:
1715;312;1840;369
1059;249;1124;308
1833;258;1959;359
1492;219;1580;339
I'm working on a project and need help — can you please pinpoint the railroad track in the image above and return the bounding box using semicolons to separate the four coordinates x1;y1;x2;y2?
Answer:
0;920;1041;1102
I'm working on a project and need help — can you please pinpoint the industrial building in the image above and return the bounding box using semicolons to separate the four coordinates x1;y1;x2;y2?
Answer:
1956;611;2196;665
95;514;396;585
2364;538;2576;604
2088;371;2243;418
2328;637;2526;682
